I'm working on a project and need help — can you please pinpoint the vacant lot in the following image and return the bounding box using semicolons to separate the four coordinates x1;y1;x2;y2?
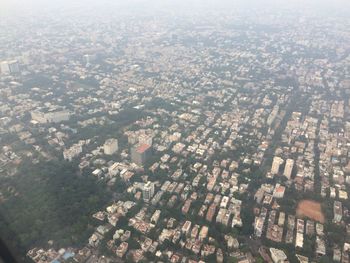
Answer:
296;200;325;223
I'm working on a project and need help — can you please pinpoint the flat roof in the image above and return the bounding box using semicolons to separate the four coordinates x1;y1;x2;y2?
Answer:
137;143;151;153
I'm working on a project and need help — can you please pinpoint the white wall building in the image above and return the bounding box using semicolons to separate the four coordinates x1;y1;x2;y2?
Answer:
31;110;70;123
0;61;10;74
104;138;118;155
271;156;284;175
143;181;155;203
270;248;287;263
283;159;294;179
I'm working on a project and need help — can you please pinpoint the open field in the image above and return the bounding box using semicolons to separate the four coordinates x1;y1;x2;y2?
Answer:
296;200;325;223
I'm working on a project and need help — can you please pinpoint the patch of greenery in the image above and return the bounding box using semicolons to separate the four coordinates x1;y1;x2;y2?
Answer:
0;159;111;258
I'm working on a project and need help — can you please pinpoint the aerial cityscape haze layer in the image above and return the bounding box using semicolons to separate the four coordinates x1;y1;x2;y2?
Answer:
0;0;349;262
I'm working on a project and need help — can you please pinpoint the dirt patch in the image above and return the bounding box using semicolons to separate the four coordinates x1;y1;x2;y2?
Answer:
296;200;325;223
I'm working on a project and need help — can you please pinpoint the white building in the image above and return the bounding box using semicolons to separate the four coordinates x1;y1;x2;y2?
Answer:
8;60;20;73
151;210;161;224
104;139;118;155
143;181;155;203
31;110;70;123
0;61;10;74
48;110;70;123
283;159;294;179
270;248;287;263
271;156;284;175
181;220;192;235
295;232;304;248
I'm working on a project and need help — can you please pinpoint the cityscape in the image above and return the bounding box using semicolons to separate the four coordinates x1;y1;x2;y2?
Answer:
0;0;349;263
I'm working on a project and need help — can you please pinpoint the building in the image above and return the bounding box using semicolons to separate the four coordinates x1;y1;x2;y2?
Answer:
267;106;279;126
315;236;326;256
104;139;118;155
254;216;265;237
333;201;343;223
296;254;308;263
88;232;103;247
31;110;70;123
216;208;227;224
63;144;82;161
278;212;285;227
30;111;48;123
8;60;20;73
0;61;10;74
273;184;285;198
131;143;151;166
254;188;265;204
295;232;304;248
143;181;155;203
116;242;128;258
128;134;138;145
182;221;192;236
108;162;120;177
47;110;70;123
150;210;161;224
270;248;287;263
139;134;153;145
271;156;284;175
83;54;96;66
283;159;294;179
199;226;208;241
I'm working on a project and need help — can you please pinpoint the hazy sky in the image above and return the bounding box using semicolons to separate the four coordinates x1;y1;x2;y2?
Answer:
1;0;349;18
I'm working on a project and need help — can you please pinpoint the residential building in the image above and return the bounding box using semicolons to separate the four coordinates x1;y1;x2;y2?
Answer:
104;138;118;155
270;248;287;263
131;143;151;166
143;181;155;203
271;156;284;175
283;159;294;179
334;201;343;223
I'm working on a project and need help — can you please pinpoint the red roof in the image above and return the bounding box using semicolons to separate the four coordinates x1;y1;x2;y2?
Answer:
276;186;285;193
137;144;151;153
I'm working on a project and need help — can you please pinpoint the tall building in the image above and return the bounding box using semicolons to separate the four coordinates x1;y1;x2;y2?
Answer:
143;181;154;202
283;159;294;179
104;139;118;155
267;106;279;126
83;54;96;66
0;61;10;74
131;143;151;166
334;201;343;223
127;134;138;145
128;133;152;146
271;156;284;175
0;60;19;74
139;134;153;145
83;54;91;66
8;60;19;73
